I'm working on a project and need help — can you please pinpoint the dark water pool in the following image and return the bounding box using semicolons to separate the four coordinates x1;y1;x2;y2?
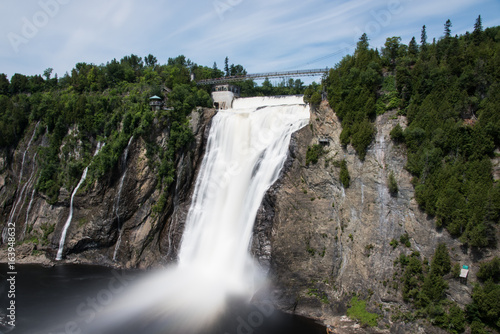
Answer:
0;264;325;334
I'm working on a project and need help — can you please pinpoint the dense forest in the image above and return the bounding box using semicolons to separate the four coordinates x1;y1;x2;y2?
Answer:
323;17;500;333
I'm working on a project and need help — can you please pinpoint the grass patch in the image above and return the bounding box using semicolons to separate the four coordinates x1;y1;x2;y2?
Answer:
347;296;379;327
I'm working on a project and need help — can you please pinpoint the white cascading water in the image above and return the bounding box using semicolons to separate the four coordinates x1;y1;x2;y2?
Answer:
113;136;134;261
23;187;36;238
2;122;39;243
86;96;310;333
56;142;104;260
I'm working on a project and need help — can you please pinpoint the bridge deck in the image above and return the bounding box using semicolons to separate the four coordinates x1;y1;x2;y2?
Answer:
196;68;329;85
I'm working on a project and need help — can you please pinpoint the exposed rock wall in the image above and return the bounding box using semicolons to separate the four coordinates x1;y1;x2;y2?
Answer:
255;101;499;332
0;108;215;268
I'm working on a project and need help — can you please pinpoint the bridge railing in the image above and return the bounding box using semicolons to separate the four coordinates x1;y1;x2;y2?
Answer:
196;68;329;85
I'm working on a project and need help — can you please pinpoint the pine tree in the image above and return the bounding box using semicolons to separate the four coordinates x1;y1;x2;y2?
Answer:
356;33;369;52
474;15;483;33
224;57;229;77
408;36;419;56
420;25;427;46
212;62;219;78
473;15;484;45
444;19;452;38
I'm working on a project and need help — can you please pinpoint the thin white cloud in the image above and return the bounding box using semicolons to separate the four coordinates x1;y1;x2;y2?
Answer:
0;0;498;78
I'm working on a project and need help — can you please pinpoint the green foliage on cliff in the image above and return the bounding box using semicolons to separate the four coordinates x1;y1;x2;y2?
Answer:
396;244;467;333
305;144;324;165
324;33;381;160
339;159;350;188
468;280;500;331
347;295;379;327
327;20;500;248
476;257;500;283
0;54;213;205
388;171;398;196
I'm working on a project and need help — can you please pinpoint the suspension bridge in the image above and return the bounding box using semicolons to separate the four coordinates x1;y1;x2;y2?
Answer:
196;68;329;85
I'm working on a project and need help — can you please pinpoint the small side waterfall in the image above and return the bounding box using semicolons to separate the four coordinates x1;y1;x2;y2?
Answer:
112;136;133;261
2;122;39;243
23;187;37;238
56;142;104;260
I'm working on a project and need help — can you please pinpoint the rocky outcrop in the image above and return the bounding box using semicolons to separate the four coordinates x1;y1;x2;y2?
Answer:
0;108;215;268
255;100;500;332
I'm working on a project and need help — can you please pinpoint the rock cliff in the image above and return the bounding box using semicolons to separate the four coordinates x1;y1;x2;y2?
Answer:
255;100;499;333
0;108;215;268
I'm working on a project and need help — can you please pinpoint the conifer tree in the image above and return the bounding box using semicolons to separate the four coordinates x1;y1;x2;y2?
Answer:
420;25;427;46
408;36;418;56
224;57;229;77
474;15;483;33
444;19;452;38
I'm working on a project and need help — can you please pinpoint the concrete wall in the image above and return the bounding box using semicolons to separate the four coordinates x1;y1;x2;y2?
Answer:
211;91;235;109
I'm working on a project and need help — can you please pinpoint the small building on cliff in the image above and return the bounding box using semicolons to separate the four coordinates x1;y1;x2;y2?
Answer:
149;95;164;111
211;84;240;110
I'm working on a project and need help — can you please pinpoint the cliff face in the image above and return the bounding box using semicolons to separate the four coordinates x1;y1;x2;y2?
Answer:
255;101;500;332
0;108;215;268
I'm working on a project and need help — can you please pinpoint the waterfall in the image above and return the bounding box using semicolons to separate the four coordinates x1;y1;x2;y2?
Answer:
2;122;39;243
23;188;36;238
56;142;104;260
112;136;133;261
17;121;39;189
85;96;309;333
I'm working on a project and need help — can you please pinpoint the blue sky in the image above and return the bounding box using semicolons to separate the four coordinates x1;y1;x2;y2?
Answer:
1;0;499;80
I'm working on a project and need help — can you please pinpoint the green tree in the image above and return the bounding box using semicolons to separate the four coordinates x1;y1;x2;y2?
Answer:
382;36;402;66
388;171;398;196
224;56;229;77
473;15;484;45
144;54;158;68
444;19;452;38
390;123;404;143
474;15;483;34
0;73;9;95
340;159;350;188
43;68;53;80
356;33;369;53
9;73;29;94
420;25;427;45
408;36;419;57
477;257;500;282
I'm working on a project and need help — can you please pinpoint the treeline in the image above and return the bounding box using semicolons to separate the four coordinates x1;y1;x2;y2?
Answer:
0;55;214;205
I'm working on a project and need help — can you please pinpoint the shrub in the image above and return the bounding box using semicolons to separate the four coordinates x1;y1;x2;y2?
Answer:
390;123;404;143
400;233;411;247
388;171;398;196
340;159;350;188
306;144;324;165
